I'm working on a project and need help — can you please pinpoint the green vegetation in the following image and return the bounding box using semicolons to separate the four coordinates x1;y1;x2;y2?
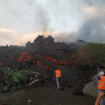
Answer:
77;43;105;68
0;67;40;93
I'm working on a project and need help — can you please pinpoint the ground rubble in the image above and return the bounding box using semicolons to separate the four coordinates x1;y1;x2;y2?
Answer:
0;86;96;105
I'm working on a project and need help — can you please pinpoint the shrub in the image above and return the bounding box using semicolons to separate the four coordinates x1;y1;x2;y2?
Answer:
0;67;40;93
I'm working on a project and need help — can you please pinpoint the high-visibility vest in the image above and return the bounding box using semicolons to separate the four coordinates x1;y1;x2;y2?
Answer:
98;76;105;90
55;70;61;77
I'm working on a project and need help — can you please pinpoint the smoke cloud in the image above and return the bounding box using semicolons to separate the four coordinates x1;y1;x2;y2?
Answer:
0;0;105;45
78;6;105;43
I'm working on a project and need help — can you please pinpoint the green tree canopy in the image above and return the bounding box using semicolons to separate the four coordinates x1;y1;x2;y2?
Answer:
77;43;105;68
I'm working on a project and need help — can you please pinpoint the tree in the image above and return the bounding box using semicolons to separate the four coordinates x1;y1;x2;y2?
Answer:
77;43;105;68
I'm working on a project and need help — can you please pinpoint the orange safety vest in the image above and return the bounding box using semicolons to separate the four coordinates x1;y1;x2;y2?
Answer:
98;76;105;90
55;70;61;77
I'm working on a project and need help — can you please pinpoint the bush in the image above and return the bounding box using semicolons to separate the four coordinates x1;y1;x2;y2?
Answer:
77;43;105;68
0;67;40;93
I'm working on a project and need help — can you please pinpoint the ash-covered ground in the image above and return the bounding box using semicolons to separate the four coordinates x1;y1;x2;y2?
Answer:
0;87;96;105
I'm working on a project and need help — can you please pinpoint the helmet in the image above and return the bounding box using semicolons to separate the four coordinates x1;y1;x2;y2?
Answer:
98;71;104;76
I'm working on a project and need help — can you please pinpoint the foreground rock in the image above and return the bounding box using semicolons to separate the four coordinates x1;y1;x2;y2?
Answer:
83;79;98;97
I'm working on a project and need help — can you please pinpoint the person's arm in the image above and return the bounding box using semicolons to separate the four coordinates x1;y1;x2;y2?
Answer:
94;75;97;79
94;75;101;80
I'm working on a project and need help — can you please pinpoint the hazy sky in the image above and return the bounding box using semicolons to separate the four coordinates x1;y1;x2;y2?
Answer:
0;0;105;46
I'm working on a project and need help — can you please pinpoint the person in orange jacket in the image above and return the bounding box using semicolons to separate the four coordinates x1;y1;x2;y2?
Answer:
94;71;105;105
55;67;62;89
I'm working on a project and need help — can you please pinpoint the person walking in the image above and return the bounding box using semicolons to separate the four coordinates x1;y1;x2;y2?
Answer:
94;71;105;105
55;67;62;89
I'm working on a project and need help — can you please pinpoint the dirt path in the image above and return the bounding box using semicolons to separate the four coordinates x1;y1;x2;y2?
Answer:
0;87;96;105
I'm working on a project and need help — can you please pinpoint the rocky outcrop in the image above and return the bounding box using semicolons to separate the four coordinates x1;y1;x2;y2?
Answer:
83;79;98;97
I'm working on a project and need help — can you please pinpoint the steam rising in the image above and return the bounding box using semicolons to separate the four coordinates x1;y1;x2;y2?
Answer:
0;0;105;45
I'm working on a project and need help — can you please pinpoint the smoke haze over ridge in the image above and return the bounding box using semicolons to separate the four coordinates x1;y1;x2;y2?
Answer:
0;0;105;45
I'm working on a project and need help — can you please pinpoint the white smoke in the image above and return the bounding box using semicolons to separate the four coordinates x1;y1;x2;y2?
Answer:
0;0;105;45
